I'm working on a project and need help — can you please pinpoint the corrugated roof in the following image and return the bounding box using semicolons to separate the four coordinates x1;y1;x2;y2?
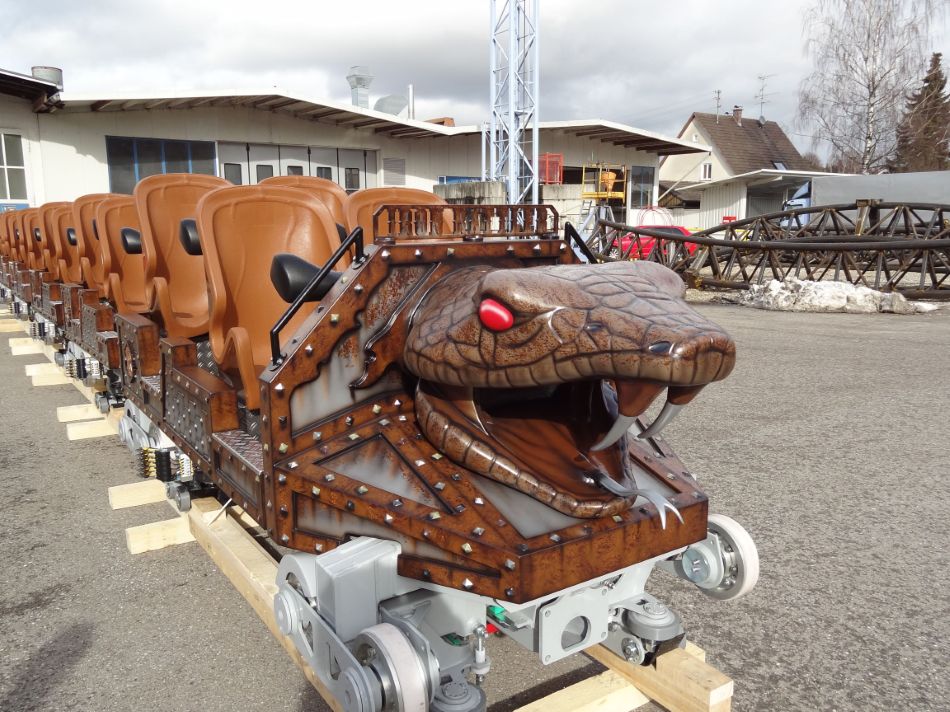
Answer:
688;112;808;174
0;68;61;108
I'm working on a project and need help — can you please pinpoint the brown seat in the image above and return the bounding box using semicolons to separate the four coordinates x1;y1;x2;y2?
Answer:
39;202;72;279
54;204;82;283
18;208;43;269
197;185;343;410
73;194;119;295
0;210;16;258
134;173;230;337
261;176;348;227
343;187;448;239
95;196;149;314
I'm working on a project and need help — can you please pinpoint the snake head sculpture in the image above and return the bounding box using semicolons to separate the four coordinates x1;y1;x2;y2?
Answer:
405;260;735;519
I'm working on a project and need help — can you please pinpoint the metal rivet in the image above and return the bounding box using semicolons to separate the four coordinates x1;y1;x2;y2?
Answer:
414;249;422;258
266;500;273;509
379;418;391;426
474;497;484;506
356;485;368;495
506;245;515;254
372;404;382;415
339;276;348;284
263;443;269;452
446;247;455;256
414;459;426;467
517;544;529;553
311;486;321;496
278;415;287;426
345;416;354;426
451;473;461;481
384;513;394;524
431;453;442;461
428;511;441;520
280;534;290;543
277;473;287;484
461;543;473;554
330;314;340;324
559;243;566;251
423;529;430;538
346;500;355;511
454;504;466;513
462;579;474;590
315;543;324;552
305;344;314;355
278;442;289;454
274;383;284;392
472;527;484;537
381;250;391;260
532;244;541;253
422;569;431;578
434;482;445;491
392;499;403;507
550;534;562;543
279;505;288;515
324;474;336;482
397;415;407;422
504;559;516;570
348;433;360;441
288;462;298;470
313;431;322;441
394;399;402;407
505;587;515;597
354;284;363;294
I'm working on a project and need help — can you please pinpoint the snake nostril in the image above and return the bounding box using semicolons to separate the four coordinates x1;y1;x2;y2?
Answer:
648;341;674;355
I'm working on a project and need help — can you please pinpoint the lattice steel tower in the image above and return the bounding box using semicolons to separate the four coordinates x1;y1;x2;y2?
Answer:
488;0;540;204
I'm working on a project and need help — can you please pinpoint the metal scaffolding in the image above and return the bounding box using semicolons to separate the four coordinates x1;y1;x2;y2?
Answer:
488;0;540;204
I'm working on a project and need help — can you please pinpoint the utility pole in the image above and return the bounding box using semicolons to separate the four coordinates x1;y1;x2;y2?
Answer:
488;0;540;204
714;89;721;123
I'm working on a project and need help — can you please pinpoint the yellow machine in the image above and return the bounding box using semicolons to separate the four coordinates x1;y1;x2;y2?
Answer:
581;163;627;201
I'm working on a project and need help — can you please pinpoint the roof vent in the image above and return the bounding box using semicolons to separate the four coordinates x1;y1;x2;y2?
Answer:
346;66;374;109
732;105;743;127
757;116;766;127
374;94;408;115
31;66;63;90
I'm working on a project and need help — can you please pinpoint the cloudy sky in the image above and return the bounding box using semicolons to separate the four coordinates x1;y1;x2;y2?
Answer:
2;0;948;153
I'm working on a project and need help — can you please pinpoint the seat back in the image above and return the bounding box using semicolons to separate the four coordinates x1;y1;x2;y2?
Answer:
0;210;15;258
197;185;342;409
39;202;72;279
95;196;149;313
134;173;230;336
343;187;447;238
54;204;82;283
261;176;348;226
19;209;43;269
73;193;118;294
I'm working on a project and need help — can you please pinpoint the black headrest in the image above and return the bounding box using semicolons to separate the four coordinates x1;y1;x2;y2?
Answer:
66;227;77;246
270;253;341;304
337;223;347;242
121;227;142;255
179;219;201;256
33;227;42;242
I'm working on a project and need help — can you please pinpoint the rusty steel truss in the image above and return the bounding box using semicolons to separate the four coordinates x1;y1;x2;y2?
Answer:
582;202;950;299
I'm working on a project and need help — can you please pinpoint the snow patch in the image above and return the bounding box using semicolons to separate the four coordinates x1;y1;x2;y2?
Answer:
740;278;934;314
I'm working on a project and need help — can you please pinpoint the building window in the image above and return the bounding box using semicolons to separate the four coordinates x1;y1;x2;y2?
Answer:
0;133;27;201
772;161;787;170
344;167;361;191
692;133;699;143
223;163;243;185
701;163;712;181
383;158;406;186
286;165;304;176
256;164;274;182
629;165;655;208
105;136;217;194
314;166;332;180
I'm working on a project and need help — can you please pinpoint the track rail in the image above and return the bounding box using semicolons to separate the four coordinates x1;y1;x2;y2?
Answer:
584;202;950;298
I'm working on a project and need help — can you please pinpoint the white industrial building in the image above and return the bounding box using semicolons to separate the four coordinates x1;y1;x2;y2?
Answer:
1;66;709;224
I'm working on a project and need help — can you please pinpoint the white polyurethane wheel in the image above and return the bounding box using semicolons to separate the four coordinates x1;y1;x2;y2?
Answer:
361;622;429;712
705;514;759;600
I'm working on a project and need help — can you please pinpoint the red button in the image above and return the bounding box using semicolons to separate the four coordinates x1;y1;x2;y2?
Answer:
479;298;514;331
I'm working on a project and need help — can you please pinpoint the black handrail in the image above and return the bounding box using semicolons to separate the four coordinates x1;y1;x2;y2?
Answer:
269;226;364;363
564;222;598;263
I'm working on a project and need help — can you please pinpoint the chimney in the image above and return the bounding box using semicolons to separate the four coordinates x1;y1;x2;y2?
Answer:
346;66;374;109
732;105;743;126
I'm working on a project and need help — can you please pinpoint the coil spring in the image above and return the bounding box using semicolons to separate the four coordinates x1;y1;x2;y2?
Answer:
176;454;194;483
75;358;87;380
29;322;38;339
63;356;76;378
139;447;156;478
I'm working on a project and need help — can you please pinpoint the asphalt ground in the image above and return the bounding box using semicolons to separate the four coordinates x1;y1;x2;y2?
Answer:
0;303;948;712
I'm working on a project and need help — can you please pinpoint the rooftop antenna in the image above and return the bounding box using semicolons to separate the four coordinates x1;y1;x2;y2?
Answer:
714;89;722;124
755;74;775;120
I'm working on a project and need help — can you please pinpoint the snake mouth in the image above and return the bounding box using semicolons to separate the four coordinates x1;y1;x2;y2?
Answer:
415;377;693;518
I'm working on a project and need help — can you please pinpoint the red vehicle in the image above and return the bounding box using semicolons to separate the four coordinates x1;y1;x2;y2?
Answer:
612;225;697;260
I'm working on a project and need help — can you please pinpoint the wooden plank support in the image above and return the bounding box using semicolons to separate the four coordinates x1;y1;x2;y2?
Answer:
125;516;194;554
514;669;650;712
109;478;165;509
587;643;734;712
66;411;120;440
0;320;25;332
26;362;61;376
31;371;73;387
57;403;104;422
185;497;345;712
9;337;44;355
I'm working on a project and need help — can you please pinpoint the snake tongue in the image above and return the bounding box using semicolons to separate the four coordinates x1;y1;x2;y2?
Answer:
592;380;665;451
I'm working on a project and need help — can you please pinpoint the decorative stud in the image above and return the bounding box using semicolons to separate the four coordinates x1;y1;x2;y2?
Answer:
356;485;369;495
422;529;430;538
313;431;322;441
279;505;288;515
414;459;426;467
504;559;516;570
330;314;340;324
263;443;269;452
392;499;403;507
311;486;321;496
324;474;336;482
461;543;473;554
472;527;485;537
462;579;474;590
532;244;541;253
434;482;445;491
474;497;485;506
398;415;408;422
446;247;455;256
550;534;562;543
612;514;623;523
266;500;273;509
372;404;382;415
422;569;431;578
559;243;567;252
414;249;423;258
428;511;441;520
280;534;290;543
346;500;355;511
454;504;466;513
394;398;402;407
381;250;391;260
339;276;348;284
506;246;515;255
384;513;394;525
505;587;515;597
451;473;461;481
274;383;284;392
348;433;360;441
431;453;442;461
278;416;287;426
277;473;287;484
288;462;298;470
345;416;354;426
354;284;364;294
315;543;324;553
278;442;289;454
304;344;313;355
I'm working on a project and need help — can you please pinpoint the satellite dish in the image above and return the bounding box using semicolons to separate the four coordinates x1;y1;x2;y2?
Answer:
374;94;409;115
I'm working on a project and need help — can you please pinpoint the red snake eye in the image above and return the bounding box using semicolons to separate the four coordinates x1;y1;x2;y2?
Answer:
479;298;514;331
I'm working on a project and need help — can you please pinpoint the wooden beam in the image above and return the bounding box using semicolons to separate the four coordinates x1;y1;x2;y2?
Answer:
31;371;72;387
586;644;733;712
125;516;194;554
349;118;390;129
0;320;25;332
573;127;616;137
109;479;166;510
25;362;60;376
298;107;344;118
90;100;114;112
514;669;650;712
56;403;103;422
65;409;120;440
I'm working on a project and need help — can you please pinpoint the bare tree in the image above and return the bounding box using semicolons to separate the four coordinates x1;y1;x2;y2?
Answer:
797;0;945;173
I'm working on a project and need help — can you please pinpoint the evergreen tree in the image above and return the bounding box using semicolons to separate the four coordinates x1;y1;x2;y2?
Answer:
890;53;950;172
